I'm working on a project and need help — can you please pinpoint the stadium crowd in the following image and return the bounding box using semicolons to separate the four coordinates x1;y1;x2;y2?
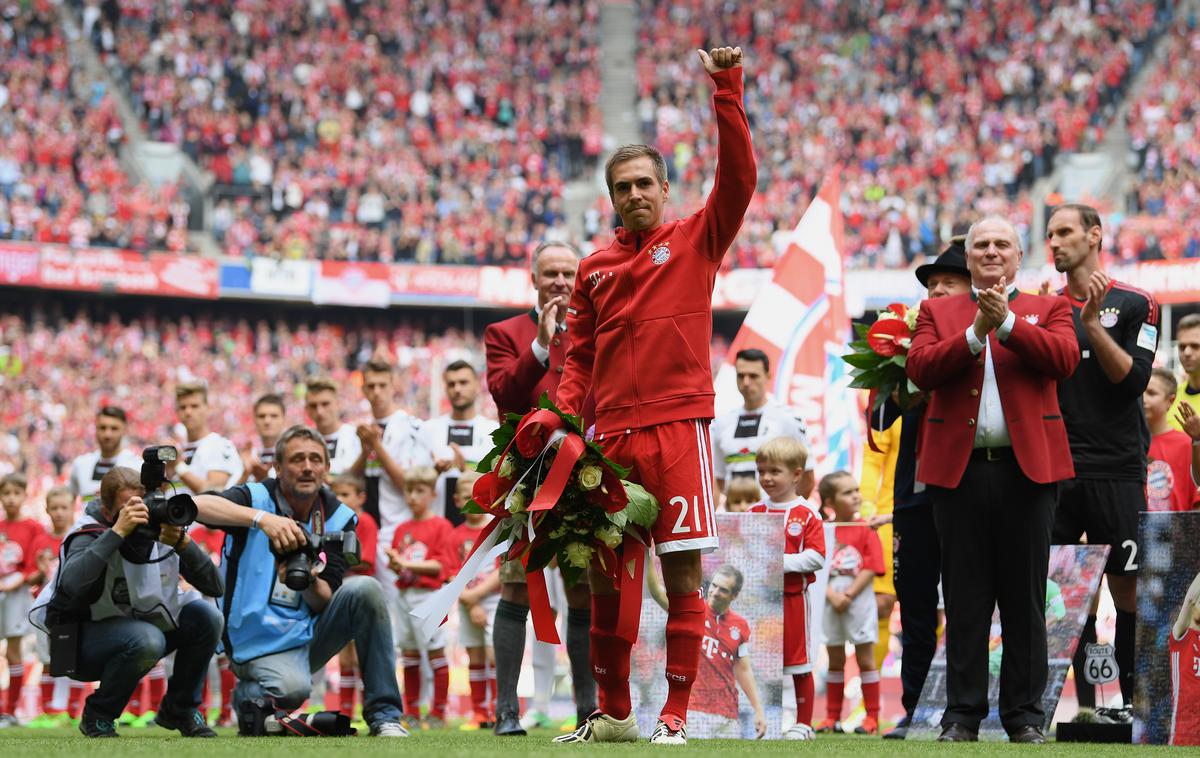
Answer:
634;0;1174;269
0;2;189;253
94;0;602;264
1120;16;1200;261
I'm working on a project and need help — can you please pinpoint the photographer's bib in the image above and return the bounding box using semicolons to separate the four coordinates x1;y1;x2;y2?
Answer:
219;482;354;664
30;513;196;634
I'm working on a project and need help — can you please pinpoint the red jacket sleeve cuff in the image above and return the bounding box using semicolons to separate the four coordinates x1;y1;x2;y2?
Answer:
709;66;743;95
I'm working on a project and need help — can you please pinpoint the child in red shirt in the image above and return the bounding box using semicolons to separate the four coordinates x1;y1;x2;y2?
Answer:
1149;368;1200;510
332;474;377;719
815;471;886;735
447;472;501;729
30;486;80;725
0;473;46;725
387;467;453;728
749;437;824;740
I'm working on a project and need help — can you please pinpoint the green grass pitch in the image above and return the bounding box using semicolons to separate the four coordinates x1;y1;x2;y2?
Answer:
0;726;1191;757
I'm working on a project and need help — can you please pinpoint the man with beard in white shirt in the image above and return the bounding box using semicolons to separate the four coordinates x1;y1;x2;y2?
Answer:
350;359;433;636
711;349;814;502
68;406;141;501
170;382;244;496
304;377;363;480
423;361;499;526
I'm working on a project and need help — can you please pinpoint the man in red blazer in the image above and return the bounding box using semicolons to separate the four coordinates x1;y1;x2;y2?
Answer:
906;216;1079;744
482;241;595;736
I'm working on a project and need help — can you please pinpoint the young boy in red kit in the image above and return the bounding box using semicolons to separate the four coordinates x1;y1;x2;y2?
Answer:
1147;368;1200;511
28;487;79;727
0;473;46;725
333;474;377;720
387;466;453;729
447;472;501;730
554;44;756;747
815;472;886;735
748;438;825;740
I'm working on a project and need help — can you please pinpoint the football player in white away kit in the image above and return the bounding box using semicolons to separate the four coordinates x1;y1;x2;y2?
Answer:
239;394;286;483
68;406;141;501
170;382;243;496
711;349;814;501
422;361;498;526
350;360;432;639
303;377;363;480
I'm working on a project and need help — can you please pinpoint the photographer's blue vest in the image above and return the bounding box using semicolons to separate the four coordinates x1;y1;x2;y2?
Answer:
219;482;355;663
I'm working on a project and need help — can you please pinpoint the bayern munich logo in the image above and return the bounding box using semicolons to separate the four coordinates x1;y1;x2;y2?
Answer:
1147;459;1173;500
649;243;671;265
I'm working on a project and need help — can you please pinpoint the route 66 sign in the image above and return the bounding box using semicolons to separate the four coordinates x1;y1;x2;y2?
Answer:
1083;642;1119;685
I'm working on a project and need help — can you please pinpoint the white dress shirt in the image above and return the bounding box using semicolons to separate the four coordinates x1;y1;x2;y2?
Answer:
530;305;568;365
964;283;1018;448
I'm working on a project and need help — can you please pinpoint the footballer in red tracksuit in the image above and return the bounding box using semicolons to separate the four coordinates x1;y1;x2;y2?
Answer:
555;47;756;741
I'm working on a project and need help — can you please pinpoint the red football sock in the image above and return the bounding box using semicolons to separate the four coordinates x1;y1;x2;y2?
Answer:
861;669;881;719
590;593;632;719
401;656;422;717
430;655;449;720
468;664;488;719
147;663;166;712
660;591;704;725
5;664;25;716
129;677;148;716
219;660;236;721
793;673;814;726
825;670;845;722
338;665;357;715
39;675;55;715
68;683;86;718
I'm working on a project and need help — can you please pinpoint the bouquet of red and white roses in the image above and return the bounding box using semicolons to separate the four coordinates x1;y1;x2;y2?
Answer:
412;395;658;645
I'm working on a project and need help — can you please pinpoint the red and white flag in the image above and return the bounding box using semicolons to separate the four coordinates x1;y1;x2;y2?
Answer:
715;174;861;474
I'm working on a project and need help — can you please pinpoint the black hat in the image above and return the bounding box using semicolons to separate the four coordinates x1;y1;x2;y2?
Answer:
915;235;970;288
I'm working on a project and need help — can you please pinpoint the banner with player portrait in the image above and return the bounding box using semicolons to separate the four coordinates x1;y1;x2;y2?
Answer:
631;513;785;739
908;545;1108;740
1134;511;1200;746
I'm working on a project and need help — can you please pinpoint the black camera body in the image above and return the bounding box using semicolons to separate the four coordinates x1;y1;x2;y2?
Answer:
277;531;360;591
139;446;198;536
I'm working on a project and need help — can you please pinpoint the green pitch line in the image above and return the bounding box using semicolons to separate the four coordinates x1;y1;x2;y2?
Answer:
0;727;1189;756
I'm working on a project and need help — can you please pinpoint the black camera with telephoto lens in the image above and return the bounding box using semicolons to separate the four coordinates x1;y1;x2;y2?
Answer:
140;446;198;535
276;531;360;591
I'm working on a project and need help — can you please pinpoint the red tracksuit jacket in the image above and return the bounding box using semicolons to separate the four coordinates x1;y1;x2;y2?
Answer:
557;67;756;435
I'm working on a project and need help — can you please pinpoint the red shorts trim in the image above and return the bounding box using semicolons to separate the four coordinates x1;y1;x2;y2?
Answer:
596;419;719;555
783;591;813;674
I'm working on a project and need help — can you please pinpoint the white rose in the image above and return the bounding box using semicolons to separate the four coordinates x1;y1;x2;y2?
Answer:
597;525;623;549
904;306;919;331
506;484;527;514
563;542;595;568
578;465;603;491
497;455;515;478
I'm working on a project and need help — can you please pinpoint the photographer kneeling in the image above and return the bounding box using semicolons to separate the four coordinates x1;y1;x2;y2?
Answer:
35;466;224;738
193;425;407;737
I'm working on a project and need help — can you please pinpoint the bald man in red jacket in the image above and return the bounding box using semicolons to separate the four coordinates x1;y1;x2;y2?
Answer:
906;216;1079;744
553;46;756;746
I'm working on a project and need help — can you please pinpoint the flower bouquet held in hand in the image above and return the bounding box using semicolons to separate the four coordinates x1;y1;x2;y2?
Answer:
410;394;659;645
843;303;921;450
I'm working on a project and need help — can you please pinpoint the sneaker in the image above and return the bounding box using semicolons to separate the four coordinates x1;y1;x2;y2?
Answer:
459;715;490;731
27;713;72;729
520;709;553;730
131;710;158;728
552;710;639;744
117;711;138;727
399;713;422;731
784;723;816;741
0;713;20;728
649;715;687;746
425;715;446;730
79;712;119;738
813;718;837;733
153;708;217;738
370;721;410;737
856;716;879;735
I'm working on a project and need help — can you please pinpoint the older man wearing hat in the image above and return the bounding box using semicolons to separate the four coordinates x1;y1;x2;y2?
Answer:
869;237;972;739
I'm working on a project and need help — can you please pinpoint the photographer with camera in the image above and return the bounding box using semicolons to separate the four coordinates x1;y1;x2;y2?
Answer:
32;462;224;738
192;425;407;738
